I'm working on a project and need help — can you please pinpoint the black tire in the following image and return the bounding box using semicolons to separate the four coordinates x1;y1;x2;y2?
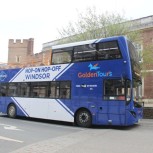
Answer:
76;109;92;128
7;104;16;118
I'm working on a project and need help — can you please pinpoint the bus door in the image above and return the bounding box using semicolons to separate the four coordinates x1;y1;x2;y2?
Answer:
98;79;126;125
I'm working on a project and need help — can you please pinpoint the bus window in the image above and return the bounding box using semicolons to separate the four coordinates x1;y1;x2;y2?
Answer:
0;83;7;96
8;83;19;97
128;41;139;64
50;82;57;98
59;81;71;99
52;47;73;64
30;82;48;98
98;41;121;60
52;51;72;64
73;44;96;62
20;83;30;97
30;82;39;97
104;79;125;100
128;41;141;81
50;81;71;99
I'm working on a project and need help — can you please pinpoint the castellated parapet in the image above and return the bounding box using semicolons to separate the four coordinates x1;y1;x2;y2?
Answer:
9;38;34;48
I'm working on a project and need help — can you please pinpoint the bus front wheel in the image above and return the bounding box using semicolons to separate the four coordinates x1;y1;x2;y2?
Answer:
7;104;16;118
76;109;92;128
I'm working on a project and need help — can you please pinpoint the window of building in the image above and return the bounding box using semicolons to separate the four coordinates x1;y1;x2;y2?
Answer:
15;56;20;63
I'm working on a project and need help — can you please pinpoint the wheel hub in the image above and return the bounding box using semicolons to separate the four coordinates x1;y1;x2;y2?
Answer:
79;112;88;123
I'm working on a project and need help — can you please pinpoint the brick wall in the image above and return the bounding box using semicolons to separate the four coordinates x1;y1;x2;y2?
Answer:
26;50;51;66
142;28;153;100
144;72;153;99
142;28;153;44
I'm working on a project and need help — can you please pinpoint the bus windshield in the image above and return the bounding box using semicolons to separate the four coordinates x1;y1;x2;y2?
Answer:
128;40;141;80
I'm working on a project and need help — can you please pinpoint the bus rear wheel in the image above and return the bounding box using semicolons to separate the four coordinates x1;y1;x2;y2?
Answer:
7;104;16;118
76;109;92;128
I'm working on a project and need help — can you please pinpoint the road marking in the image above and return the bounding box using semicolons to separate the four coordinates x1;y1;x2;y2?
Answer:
0;123;23;131
0;136;23;143
4;125;23;131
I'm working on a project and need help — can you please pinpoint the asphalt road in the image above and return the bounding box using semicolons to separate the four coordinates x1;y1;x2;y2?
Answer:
0;114;82;153
0;114;153;153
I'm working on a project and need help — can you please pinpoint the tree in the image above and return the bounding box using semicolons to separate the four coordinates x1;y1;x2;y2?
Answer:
57;7;139;44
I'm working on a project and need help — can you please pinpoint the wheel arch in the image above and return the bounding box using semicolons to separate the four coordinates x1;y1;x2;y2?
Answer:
7;102;16;110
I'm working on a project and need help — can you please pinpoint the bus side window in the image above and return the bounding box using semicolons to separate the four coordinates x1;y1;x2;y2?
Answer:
8;83;19;97
59;81;71;99
50;81;71;99
98;41;121;60
30;82;48;98
50;82;57;98
0;84;7;97
52;47;73;64
52;51;72;64
20;83;30;97
73;44;96;62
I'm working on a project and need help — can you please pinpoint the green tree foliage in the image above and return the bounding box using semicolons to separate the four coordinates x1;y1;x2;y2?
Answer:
57;7;139;44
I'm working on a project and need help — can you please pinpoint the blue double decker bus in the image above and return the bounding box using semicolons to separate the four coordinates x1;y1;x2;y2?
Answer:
0;36;143;127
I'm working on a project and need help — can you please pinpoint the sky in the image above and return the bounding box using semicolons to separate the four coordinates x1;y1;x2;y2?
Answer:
0;0;153;63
